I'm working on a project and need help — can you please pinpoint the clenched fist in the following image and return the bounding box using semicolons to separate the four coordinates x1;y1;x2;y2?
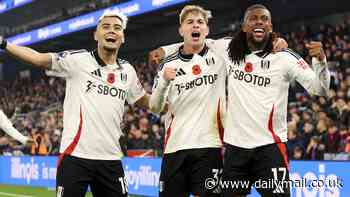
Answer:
163;67;176;81
306;41;325;61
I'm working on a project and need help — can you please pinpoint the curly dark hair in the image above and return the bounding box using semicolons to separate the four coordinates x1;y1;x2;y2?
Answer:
227;4;275;64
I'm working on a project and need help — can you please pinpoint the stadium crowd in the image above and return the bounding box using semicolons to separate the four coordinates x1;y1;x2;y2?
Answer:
0;16;349;160
0;0;128;37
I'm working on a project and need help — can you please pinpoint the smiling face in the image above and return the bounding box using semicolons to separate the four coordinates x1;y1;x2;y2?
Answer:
242;8;272;46
179;12;209;48
94;16;124;51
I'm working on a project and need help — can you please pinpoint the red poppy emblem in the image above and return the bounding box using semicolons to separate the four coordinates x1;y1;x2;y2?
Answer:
192;65;201;75
107;73;115;84
244;62;253;73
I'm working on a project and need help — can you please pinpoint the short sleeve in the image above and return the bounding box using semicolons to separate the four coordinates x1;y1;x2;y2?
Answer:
46;50;78;78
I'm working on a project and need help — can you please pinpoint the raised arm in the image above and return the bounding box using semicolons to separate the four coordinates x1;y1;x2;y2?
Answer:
149;67;175;114
1;36;52;69
286;42;330;96
305;42;330;96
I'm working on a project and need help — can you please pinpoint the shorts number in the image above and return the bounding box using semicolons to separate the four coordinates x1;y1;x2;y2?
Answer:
118;177;128;194
271;167;287;193
271;167;287;180
212;168;223;180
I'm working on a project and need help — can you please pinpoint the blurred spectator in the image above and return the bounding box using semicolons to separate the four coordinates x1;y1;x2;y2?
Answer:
291;146;305;160
306;136;325;160
301;122;315;148
287;128;304;157
30;128;50;156
322;122;341;153
50;129;61;155
346;136;350;153
127;124;146;149
339;125;349;152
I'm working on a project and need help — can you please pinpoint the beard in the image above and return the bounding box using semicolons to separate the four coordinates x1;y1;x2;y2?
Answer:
246;32;271;51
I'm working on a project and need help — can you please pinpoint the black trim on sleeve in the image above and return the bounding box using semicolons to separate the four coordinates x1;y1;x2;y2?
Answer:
279;48;302;60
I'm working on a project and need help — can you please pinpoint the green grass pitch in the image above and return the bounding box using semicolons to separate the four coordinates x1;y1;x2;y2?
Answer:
0;185;143;197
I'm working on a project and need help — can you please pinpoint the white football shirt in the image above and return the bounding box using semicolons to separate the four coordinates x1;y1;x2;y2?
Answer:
224;49;330;148
152;45;226;154
162;38;330;149
47;50;145;160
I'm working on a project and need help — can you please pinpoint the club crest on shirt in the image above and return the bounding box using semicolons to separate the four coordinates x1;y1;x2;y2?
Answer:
107;73;115;84
120;73;127;83
260;60;270;70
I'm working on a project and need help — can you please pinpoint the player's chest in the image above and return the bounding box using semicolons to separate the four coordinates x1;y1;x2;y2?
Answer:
168;60;223;96
170;57;222;82
227;58;283;88
77;66;130;99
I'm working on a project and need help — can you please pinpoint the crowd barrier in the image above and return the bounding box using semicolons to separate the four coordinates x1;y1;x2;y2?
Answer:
0;156;349;197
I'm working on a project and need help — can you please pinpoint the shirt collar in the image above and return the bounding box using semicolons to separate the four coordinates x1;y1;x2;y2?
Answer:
91;49;122;69
177;44;209;61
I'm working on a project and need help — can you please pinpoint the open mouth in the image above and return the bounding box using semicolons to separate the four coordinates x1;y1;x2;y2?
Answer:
105;38;117;43
253;28;265;37
191;32;201;38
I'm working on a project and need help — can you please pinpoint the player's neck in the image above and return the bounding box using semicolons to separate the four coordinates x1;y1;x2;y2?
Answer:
97;47;118;65
182;43;204;55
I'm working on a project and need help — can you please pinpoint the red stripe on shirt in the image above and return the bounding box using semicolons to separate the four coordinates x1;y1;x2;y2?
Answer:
268;104;289;169
216;99;224;144
164;114;174;150
57;106;83;167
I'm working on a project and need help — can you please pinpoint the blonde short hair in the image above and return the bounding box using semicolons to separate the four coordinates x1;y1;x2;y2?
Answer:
179;5;212;25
